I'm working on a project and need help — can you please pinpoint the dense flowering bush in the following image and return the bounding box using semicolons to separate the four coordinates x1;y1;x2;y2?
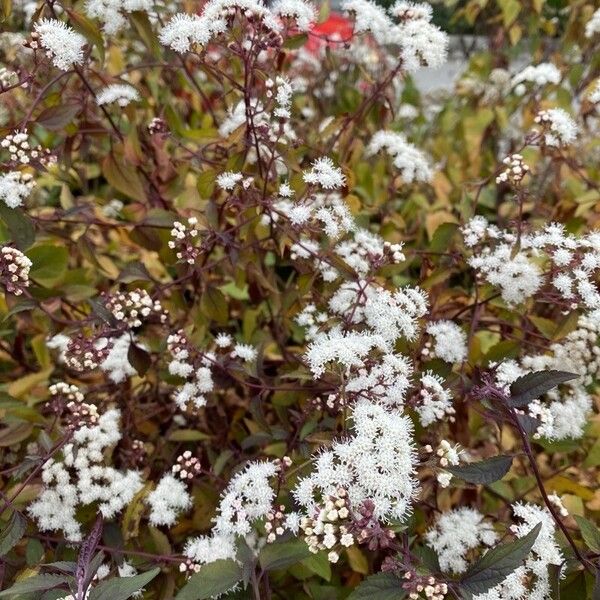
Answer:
0;0;600;597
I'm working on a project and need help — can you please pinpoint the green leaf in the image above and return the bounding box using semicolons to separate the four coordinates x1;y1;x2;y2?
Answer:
0;203;35;250
0;511;26;556
27;244;69;287
283;33;308;49
0;574;70;597
259;539;312;571
66;9;104;63
175;559;243;600
201;287;229;325
593;569;600;600
127;343;152;377
446;455;513;485
89;567;160;600
509;371;578;408
574;516;600;553
102;153;146;202
25;538;45;565
168;429;212;442
130;11;161;58
302;551;331;581
347;572;406;600
460;523;541;595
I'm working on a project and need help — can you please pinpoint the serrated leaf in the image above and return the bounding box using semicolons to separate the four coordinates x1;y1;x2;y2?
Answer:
0;574;70;597
509;370;578;408
0;511;26;556
446;455;513;485
175;559;242;600
574;515;600;553
259;539;312;571
89;567;160;600
347;572;406;600
460;523;541;595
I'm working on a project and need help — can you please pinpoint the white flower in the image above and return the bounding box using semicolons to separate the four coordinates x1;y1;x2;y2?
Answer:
231;343;257;361
367;130;432;183
426;507;497;574
216;171;243;190
96;84;140;107
215;332;233;348
534;108;578;147
303;157;345;190
294;400;419;523
86;0;153;34
511;63;560;89
425;320;467;364
146;474;192;526
585;7;600;38
0;171;34;208
33;19;86;71
271;0;316;32
29;409;142;541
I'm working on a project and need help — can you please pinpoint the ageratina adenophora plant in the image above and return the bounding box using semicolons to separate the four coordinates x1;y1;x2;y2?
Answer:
0;0;600;597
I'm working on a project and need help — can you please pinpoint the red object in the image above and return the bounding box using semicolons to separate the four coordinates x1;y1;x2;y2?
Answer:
307;12;354;52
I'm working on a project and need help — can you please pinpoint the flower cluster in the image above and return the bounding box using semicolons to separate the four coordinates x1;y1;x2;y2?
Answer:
0;246;32;295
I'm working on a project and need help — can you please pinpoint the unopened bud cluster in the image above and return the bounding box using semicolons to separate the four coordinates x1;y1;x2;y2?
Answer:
1;130;54;166
496;154;530;186
172;451;202;481
424;440;461;488
383;240;405;263
148;117;168;135
64;399;99;429
0;67;18;89
265;504;287;543
169;217;202;265
179;558;202;575
403;572;449;600
49;382;84;403
300;489;354;563
65;334;110;371
310;393;347;412
0;246;32;296
104;288;167;328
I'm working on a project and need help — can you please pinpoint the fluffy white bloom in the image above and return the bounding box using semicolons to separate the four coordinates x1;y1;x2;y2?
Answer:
99;334;138;383
342;0;394;44
160;0;281;54
96;84;140;107
294;400;418;523
511;63;560;90
33;19;86;71
425;320;467;363
215;332;233;348
585;7;600;38
184;533;237;566
389;0;432;21
426;507;497;574
86;0;153;34
534;108;578;147
183;461;279;567
29;408;142;541
303;157;346;189
0;171;34;208
397;17;448;72
217;171;243;190
416;371;454;426
271;0;316;31
367;131;432;183
474;503;563;600
231;343;257;361
272;76;293;119
469;245;542;305
146;474;192;526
